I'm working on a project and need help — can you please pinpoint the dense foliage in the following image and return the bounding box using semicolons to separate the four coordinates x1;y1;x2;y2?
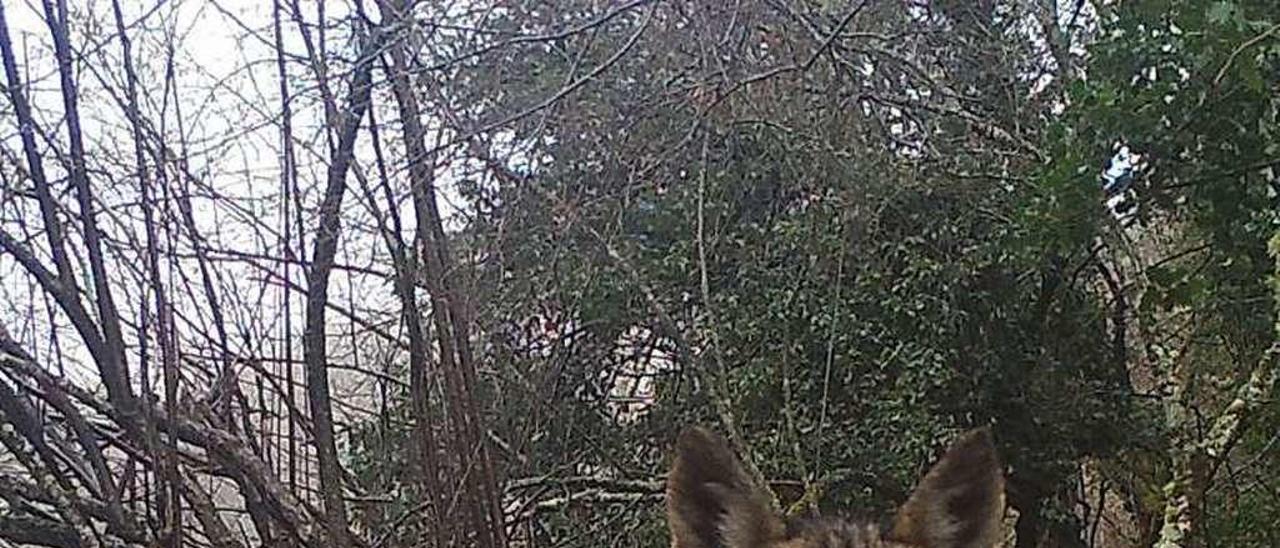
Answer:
340;1;1278;547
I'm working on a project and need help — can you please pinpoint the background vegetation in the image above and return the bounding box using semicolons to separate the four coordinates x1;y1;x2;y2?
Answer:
0;0;1276;547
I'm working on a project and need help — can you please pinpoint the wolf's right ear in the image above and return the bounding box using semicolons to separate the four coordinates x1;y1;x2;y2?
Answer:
888;427;1006;548
666;427;783;548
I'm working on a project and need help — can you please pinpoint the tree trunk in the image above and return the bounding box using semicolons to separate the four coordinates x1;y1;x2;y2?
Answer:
300;21;383;548
1153;230;1280;547
361;75;448;547
378;2;507;545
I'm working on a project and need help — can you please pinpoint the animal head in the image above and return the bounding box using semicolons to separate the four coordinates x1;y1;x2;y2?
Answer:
665;427;1005;548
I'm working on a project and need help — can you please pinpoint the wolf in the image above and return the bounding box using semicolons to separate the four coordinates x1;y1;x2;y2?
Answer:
665;427;1005;548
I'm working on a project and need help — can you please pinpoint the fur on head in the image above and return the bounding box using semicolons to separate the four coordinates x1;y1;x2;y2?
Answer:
665;427;1005;548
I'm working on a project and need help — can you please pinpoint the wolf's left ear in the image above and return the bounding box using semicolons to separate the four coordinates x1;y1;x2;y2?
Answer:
666;427;784;548
888;428;1005;548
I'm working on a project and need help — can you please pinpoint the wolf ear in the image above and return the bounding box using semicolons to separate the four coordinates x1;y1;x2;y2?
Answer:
888;428;1005;548
666;427;784;548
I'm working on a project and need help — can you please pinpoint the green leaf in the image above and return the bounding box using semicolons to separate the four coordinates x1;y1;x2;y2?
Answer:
1206;1;1239;27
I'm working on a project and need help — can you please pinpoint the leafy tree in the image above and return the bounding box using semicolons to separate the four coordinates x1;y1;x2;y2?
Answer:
346;2;1157;546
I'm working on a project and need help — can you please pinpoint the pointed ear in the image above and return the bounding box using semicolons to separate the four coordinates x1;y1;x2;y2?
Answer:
888;428;1005;548
666;427;783;548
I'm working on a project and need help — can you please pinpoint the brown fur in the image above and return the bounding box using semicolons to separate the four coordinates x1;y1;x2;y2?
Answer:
666;427;1005;548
